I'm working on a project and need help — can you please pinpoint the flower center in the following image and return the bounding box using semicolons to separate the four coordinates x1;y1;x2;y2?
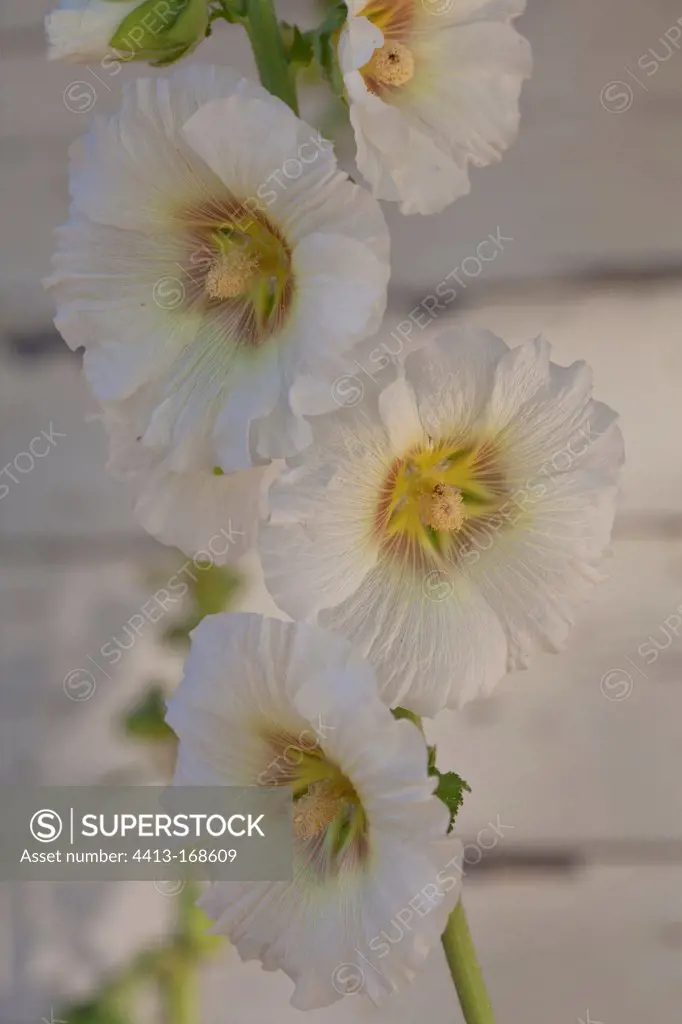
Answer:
177;198;294;345
293;780;347;840
374;437;507;563
365;40;414;87
205;250;260;301
419;483;465;533
259;730;367;863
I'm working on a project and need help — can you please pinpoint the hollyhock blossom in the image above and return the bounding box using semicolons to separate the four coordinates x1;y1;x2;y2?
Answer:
47;65;390;475
260;329;624;715
46;0;209;64
167;612;462;1007
338;0;532;214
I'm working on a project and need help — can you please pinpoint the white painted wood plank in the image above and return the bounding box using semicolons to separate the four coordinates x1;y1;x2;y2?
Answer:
430;536;682;845
0;353;140;538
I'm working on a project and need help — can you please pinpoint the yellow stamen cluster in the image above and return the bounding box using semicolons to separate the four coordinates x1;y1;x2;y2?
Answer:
420;483;466;533
366;40;415;87
293;781;346;840
205;250;260;301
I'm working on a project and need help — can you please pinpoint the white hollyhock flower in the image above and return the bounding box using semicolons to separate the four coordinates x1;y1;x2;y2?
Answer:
260;329;624;716
167;612;462;1008
47;65;390;474
338;0;532;215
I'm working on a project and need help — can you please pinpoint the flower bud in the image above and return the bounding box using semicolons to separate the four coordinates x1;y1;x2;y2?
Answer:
46;0;209;65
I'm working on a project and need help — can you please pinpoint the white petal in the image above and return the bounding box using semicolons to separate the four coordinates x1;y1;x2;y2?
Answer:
46;1;138;62
377;377;423;451
348;83;471;215
338;15;384;73
136;467;263;562
485;335;552;428
468;474;620;667
181;93;302;202
67;69;239;230
426;0;527;27
261;452;379;621
102;398;275;559
407;20;532;168
319;560;509;714
251;390;314;462
404;327;510;438
281;231;389;379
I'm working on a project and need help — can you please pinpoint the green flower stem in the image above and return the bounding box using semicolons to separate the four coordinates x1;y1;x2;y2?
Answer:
157;883;203;1024
244;0;299;112
161;955;198;1024
442;900;496;1024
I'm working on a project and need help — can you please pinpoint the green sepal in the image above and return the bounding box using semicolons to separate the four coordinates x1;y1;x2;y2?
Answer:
110;0;209;65
392;706;423;729
281;22;315;70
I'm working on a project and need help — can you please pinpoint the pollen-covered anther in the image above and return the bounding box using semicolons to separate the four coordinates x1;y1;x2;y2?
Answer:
367;41;415;88
293;781;345;840
420;483;465;532
205;250;260;300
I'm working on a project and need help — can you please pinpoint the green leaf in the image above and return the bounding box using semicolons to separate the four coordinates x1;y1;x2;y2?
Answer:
433;770;471;833
192;563;241;617
123;683;175;743
162;563;241;648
